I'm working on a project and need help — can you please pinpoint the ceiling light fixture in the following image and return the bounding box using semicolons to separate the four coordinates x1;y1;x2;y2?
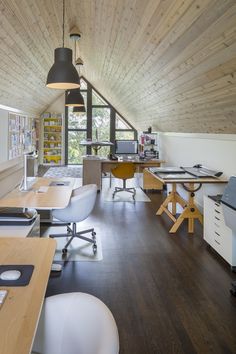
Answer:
73;105;86;114
46;0;80;89
65;88;84;107
65;33;85;107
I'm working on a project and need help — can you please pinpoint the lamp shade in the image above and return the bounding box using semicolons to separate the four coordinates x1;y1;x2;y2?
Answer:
73;105;86;113
46;48;80;89
65;88;85;107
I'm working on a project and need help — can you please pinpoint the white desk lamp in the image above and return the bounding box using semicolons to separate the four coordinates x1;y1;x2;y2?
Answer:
21;151;38;192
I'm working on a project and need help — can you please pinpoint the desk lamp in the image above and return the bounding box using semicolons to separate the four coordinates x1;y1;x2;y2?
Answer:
21;151;38;192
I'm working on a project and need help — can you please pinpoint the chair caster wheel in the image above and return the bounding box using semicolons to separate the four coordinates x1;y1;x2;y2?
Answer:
62;248;67;254
92;231;96;239
93;244;97;254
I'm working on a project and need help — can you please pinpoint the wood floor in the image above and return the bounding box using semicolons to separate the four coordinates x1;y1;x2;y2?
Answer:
46;190;236;354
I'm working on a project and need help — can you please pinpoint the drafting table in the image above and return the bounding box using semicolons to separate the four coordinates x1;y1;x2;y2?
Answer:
146;169;227;233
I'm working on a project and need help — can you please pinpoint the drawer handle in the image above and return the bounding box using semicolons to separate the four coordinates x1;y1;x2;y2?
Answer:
214;223;220;228
215;231;220;236
214;209;220;214
215;202;220;207
214;239;220;245
215;216;220;221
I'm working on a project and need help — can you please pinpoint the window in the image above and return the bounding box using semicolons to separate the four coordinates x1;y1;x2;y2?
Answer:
116;130;135;140
92;91;107;106
80;78;87;90
68;108;87;130
115;114;135;141
116;115;130;129
92;107;111;157
92;107;110;141
68;131;87;164
65;77;137;164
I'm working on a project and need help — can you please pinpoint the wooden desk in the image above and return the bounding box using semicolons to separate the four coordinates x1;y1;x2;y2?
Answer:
146;169;227;233
101;159;164;173
0;177;75;210
0;237;56;354
83;158;165;190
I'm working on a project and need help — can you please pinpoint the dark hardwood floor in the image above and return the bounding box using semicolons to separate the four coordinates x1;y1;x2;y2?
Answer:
46;190;236;354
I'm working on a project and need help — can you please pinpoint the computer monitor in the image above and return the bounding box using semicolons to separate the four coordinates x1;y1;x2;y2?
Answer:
115;140;138;154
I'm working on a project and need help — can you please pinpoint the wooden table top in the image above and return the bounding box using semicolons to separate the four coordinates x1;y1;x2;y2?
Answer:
0;177;75;210
102;159;165;164
147;169;228;184
0;237;56;354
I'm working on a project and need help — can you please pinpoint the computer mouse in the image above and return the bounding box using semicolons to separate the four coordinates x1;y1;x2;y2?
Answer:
0;270;21;281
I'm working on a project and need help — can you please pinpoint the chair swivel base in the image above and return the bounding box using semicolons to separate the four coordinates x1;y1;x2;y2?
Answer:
112;187;136;200
50;223;97;255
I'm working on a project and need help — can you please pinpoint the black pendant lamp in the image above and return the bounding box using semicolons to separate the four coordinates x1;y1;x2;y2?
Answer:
73;105;86;113
65;39;85;106
65;88;84;106
46;0;80;89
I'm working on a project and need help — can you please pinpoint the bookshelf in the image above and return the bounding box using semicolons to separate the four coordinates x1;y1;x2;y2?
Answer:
41;113;64;165
139;132;159;158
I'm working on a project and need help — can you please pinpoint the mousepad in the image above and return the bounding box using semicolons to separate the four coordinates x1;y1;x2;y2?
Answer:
0;265;34;286
49;181;70;186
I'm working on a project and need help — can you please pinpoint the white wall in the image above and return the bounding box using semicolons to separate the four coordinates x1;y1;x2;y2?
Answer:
44;93;65;114
0;104;35;197
159;132;236;210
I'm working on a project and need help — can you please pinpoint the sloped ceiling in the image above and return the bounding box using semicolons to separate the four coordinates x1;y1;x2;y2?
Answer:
0;0;236;133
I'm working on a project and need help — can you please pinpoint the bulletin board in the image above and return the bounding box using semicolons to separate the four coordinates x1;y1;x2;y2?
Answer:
8;113;36;160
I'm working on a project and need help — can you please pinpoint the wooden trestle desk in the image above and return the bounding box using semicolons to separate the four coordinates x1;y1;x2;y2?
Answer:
145;169;227;234
0;237;56;354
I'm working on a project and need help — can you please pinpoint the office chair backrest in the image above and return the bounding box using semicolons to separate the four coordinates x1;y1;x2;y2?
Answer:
112;162;135;180
52;184;97;223
32;292;119;354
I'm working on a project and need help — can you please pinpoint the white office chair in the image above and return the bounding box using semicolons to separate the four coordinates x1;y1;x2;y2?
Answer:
50;184;97;254
32;292;119;354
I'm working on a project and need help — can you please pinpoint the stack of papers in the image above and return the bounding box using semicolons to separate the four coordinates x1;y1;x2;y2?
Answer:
157;173;196;179
149;167;185;174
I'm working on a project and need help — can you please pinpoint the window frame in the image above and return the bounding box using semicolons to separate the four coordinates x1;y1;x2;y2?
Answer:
65;77;137;164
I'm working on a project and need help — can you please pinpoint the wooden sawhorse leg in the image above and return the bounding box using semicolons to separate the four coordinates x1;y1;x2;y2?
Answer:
169;183;203;233
156;183;187;223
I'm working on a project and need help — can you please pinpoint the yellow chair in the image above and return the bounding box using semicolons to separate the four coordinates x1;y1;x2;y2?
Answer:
111;163;136;200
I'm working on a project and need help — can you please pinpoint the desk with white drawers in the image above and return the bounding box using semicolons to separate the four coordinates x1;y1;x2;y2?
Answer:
204;195;236;269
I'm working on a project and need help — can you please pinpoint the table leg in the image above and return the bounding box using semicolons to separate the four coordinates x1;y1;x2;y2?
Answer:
156;183;187;223
169;183;203;234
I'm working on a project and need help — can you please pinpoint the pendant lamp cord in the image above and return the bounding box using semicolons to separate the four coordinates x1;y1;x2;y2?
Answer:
62;0;65;47
74;40;81;75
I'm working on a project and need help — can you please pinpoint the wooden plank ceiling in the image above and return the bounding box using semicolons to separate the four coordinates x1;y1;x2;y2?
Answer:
0;0;236;133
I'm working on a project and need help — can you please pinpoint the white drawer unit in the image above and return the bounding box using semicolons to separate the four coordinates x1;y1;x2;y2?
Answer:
204;196;236;268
